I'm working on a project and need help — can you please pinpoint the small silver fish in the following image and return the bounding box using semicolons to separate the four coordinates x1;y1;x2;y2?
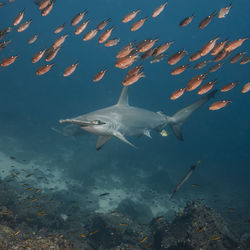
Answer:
218;3;232;18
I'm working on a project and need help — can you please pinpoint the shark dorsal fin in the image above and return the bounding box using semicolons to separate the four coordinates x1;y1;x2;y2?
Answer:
117;86;129;106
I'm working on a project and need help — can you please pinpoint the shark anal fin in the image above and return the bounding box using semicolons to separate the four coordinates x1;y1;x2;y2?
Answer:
113;132;136;148
96;136;112;150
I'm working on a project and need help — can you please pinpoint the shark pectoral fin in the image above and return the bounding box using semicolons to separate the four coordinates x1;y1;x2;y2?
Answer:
96;135;112;150
144;129;152;138
51;127;63;135
170;123;184;141
113;132;137;148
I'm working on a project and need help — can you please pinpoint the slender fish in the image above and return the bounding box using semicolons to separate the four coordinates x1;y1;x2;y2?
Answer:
169;162;200;200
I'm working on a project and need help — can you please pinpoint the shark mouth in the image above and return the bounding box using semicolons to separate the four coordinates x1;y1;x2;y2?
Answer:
59;119;106;127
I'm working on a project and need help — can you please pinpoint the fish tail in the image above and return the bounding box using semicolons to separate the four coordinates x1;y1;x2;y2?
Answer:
167;90;217;141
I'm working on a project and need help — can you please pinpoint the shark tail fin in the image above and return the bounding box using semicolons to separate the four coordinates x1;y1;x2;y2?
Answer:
168;90;217;141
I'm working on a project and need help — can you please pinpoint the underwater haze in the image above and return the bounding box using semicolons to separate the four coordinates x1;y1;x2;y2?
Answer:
1;0;250;248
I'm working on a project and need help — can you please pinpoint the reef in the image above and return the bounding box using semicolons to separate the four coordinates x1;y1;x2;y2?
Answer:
0;200;248;249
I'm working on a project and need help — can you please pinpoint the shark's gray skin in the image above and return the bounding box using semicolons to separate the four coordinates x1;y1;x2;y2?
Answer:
59;87;217;150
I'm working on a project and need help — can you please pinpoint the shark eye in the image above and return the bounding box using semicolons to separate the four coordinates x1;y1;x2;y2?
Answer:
92;120;106;125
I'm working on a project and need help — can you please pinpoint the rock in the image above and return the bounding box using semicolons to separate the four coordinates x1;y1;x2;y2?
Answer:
116;198;153;224
160;201;244;249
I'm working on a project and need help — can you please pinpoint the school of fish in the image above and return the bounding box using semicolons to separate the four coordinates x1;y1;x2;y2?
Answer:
0;0;249;116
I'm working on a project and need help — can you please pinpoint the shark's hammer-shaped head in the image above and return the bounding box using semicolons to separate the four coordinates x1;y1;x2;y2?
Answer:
59;111;117;136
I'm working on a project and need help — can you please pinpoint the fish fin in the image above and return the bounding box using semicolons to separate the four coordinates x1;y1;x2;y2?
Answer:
170;124;184;141
96;136;112;150
168;90;217;141
51;127;63;135
144;129;152;138
113;132;136;148
117;86;129;106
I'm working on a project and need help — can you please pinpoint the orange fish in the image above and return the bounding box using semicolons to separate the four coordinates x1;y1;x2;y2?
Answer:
211;39;228;56
1;55;19;67
54;23;65;34
194;60;211;70
104;38;120;47
97;18;111;31
154;41;174;56
45;46;61;61
209;63;223;73
141;48;155;60
152;2;167;18
75;19;90;35
115;53;139;69
36;0;50;10
0;27;12;40
122;9;141;23
220;82;239;92
130;17;148;32
32;49;46;63
240;56;250;65
63;62;79;77
189;51;201;62
151;54;166;63
98;27;114;43
71;10;88;26
170;88;185;100
186;74;207;91
230;52;247;63
136;39;150;50
214;49;231;62
13;9;25;26
241;82;250;93
138;38;158;53
199;11;216;29
41;0;55;17
209;100;231;111
171;64;189;75
198;80;217;95
17;19;32;32
28;34;39;44
122;71;144;86
179;14;195;27
52;34;68;49
200;37;219;56
224;37;248;52
83;28;98;41
36;64;54;75
0;40;11;51
126;64;143;77
168;49;187;65
93;69;108;82
116;42;135;58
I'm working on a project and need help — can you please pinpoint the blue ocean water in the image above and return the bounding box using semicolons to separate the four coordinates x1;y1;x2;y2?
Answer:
1;0;250;244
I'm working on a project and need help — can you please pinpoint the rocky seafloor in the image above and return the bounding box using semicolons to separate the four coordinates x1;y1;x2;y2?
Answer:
1;199;250;250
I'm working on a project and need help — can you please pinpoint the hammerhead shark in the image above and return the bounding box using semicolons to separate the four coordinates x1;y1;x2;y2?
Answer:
59;87;216;150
